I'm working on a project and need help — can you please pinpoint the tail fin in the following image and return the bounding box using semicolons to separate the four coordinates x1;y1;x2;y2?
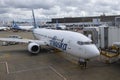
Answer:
56;20;60;30
55;20;66;30
12;21;20;29
32;9;38;28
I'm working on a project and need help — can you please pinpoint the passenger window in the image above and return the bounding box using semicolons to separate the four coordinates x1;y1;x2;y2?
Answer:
77;41;84;45
77;41;92;45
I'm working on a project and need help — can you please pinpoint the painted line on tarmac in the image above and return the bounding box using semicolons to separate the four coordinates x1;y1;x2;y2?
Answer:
10;66;49;74
49;66;67;80
0;62;10;74
1;63;67;80
5;62;9;74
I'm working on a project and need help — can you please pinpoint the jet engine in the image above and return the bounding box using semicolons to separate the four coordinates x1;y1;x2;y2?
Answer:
28;43;40;54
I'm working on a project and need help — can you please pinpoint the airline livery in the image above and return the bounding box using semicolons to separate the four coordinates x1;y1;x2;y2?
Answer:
0;10;100;62
32;28;100;59
12;21;34;31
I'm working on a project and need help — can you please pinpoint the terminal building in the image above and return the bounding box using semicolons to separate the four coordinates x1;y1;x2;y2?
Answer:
48;14;120;29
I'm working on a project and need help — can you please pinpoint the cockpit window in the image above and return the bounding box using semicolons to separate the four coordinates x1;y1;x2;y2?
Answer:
77;41;92;45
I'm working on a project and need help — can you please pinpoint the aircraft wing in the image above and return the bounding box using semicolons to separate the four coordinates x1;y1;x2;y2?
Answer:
0;38;47;45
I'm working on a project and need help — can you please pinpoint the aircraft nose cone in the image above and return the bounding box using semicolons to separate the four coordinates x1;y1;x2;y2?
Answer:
85;44;100;58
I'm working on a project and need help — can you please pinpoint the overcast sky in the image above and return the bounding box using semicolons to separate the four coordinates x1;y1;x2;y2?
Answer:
0;0;120;21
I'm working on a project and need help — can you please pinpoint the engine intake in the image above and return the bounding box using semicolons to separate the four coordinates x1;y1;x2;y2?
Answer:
28;43;40;54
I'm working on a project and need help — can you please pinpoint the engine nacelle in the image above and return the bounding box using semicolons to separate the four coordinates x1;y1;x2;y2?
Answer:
28;43;40;54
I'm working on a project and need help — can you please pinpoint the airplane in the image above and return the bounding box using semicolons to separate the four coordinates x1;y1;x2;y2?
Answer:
0;26;10;31
0;10;100;62
12;21;34;31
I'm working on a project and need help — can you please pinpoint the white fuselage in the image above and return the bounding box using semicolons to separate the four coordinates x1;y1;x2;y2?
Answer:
33;28;100;59
0;27;10;31
18;26;34;30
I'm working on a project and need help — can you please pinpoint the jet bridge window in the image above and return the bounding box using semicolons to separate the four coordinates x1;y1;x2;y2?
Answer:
77;41;92;45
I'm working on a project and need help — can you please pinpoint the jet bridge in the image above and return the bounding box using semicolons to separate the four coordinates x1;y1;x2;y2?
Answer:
83;26;120;63
83;26;120;49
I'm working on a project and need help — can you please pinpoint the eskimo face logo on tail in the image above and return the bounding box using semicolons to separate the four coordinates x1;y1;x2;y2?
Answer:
50;36;67;50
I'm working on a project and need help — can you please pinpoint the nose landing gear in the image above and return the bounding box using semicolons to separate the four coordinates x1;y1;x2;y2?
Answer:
78;58;87;69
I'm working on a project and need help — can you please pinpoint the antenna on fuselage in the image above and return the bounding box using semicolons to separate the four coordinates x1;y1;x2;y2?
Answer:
32;9;37;28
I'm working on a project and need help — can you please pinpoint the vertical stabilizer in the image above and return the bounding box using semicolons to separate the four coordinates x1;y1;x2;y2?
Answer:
32;9;37;28
56;20;59;29
12;21;20;29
